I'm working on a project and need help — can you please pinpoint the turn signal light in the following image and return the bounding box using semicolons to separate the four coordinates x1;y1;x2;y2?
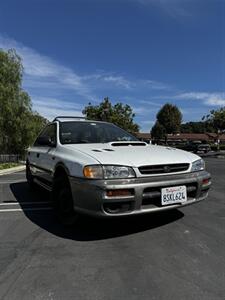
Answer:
83;166;103;179
83;167;94;178
202;178;210;185
106;189;134;197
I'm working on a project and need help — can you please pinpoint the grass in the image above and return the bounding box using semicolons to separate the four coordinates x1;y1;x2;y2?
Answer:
0;162;21;170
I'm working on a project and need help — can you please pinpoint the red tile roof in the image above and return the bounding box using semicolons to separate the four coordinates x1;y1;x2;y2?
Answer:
135;132;225;141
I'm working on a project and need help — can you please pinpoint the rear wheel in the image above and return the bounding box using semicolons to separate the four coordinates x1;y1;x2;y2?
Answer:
52;174;78;226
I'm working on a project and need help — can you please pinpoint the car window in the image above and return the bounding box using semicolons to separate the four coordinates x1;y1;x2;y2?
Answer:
59;121;138;144
34;123;56;146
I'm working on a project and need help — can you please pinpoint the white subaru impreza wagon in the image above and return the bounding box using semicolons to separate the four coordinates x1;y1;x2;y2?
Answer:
26;116;211;225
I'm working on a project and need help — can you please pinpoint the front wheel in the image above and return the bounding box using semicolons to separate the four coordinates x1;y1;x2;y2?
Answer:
26;161;36;190
52;178;78;226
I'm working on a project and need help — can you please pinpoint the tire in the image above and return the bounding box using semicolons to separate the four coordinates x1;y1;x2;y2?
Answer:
26;161;36;190
52;175;78;226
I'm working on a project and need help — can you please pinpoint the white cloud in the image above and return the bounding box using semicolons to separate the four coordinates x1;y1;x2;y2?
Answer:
35;106;83;121
80;73;132;89
134;0;192;18
0;35;170;100
139;99;162;106
141;80;171;90
172;92;225;106
32;96;83;120
0;34;175;124
205;97;225;106
82;73;169;91
133;106;158;116
32;96;83;110
103;75;131;89
0;35;93;100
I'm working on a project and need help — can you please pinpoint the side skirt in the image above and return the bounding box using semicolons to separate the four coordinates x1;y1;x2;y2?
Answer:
34;178;52;192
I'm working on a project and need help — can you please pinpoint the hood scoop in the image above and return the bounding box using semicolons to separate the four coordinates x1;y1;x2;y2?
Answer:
110;141;147;147
92;148;115;152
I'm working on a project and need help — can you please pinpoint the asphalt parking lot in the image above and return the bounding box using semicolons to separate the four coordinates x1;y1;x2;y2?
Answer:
0;157;224;300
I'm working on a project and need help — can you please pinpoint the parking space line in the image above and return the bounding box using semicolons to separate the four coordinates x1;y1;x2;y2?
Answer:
0;201;51;206
0;180;27;184
0;207;52;212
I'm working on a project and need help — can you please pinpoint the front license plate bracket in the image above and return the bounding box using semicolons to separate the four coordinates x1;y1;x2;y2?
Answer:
161;185;187;206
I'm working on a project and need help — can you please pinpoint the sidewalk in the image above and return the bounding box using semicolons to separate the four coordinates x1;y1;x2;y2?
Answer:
0;165;26;176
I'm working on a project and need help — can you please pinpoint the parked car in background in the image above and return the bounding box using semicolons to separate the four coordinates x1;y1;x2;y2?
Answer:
184;141;211;154
26;116;211;225
195;144;211;154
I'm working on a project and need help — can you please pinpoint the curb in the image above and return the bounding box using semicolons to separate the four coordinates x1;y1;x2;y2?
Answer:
201;152;225;158
0;165;26;176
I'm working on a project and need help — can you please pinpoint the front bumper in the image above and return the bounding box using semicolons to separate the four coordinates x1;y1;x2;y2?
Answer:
69;171;211;217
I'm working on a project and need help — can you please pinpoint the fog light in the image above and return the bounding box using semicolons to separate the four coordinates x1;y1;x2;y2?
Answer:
106;189;134;197
103;201;134;214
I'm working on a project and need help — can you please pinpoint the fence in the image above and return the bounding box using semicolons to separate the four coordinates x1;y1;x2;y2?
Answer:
0;154;25;163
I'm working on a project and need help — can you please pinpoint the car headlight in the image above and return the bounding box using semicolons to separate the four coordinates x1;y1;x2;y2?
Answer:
103;165;135;179
191;159;205;172
83;165;135;179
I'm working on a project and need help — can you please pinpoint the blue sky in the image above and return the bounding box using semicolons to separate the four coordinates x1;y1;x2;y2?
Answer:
0;0;224;131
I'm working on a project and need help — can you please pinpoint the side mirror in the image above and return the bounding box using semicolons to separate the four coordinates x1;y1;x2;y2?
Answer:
37;136;56;147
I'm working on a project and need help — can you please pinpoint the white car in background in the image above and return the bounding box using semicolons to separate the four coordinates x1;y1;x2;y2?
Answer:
26;116;211;225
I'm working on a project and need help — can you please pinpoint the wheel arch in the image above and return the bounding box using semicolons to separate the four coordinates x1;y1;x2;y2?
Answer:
52;162;72;201
53;162;70;180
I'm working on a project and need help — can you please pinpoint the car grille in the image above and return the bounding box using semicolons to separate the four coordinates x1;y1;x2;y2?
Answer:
139;163;189;175
142;183;198;208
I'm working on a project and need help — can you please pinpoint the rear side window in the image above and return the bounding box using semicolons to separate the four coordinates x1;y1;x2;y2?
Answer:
34;123;57;146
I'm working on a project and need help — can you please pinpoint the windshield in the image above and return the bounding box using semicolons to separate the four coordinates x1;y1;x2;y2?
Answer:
59;121;139;144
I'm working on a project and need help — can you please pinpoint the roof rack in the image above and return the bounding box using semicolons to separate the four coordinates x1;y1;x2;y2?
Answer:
53;116;86;122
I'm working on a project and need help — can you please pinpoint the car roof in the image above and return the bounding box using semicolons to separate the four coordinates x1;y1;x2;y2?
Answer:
52;116;106;123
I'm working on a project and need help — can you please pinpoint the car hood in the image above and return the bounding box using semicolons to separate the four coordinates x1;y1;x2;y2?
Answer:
63;143;200;167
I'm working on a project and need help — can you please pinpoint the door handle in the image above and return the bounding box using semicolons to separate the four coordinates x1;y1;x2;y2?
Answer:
36;153;40;158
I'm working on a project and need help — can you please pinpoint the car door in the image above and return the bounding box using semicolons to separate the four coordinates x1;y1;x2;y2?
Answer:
28;128;49;178
31;123;57;186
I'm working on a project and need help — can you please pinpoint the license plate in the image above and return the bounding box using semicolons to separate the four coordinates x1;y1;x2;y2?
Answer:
161;186;187;206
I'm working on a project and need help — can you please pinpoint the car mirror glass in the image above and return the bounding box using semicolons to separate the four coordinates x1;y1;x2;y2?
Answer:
37;136;55;147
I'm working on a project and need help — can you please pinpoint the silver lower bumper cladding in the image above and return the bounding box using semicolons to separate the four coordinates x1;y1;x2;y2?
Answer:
69;170;211;217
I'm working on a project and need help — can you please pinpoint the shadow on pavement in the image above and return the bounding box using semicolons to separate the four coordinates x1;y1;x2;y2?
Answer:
10;181;184;241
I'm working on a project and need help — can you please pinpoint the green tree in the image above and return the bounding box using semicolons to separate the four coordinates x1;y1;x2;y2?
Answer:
203;107;225;132
203;107;225;150
83;97;139;133
151;121;166;141
157;103;182;134
151;103;182;143
180;121;214;133
0;49;47;154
